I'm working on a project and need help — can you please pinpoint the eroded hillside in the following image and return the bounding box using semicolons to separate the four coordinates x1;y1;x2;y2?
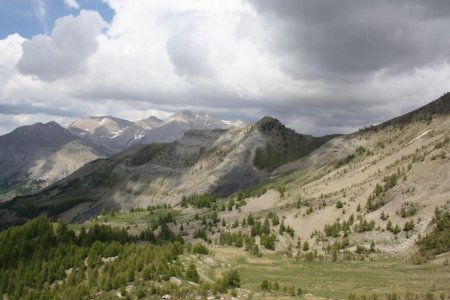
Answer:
205;93;450;257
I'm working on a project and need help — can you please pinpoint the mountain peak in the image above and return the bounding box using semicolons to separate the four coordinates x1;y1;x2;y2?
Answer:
19;121;66;135
0;121;74;149
135;116;164;130
69;116;131;132
170;110;208;119
255;116;288;133
145;116;164;122
45;121;60;127
167;110;212;124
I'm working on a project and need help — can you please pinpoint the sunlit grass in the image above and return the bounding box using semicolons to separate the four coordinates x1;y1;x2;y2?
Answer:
213;247;450;298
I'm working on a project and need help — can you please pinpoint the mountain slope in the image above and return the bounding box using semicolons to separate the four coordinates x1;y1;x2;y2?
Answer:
0;122;106;201
234;92;450;255
4;117;333;222
361;92;450;132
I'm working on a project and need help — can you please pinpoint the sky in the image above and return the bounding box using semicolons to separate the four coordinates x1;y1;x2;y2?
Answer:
0;0;450;136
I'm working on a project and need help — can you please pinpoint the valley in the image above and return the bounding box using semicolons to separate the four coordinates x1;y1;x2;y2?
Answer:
2;1;450;299
0;93;449;299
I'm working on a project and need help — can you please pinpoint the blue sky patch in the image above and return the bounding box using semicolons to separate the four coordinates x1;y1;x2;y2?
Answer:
0;0;114;39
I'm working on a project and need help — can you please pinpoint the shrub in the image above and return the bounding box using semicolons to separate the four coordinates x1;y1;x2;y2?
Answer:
192;243;209;255
403;220;415;232
303;241;310;251
325;221;341;237
260;234;276;250
355;245;366;254
186;263;200;283
215;270;240;292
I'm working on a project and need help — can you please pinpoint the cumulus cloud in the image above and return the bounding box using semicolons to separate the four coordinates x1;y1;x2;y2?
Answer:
166;28;214;78
0;1;450;135
0;34;25;70
17;10;105;81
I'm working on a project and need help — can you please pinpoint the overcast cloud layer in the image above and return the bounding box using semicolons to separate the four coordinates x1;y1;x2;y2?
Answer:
0;0;450;135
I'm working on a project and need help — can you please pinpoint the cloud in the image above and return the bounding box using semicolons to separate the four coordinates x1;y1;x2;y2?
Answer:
0;34;25;70
166;27;214;78
0;1;450;136
246;0;450;80
17;10;106;81
64;0;80;10
32;0;48;33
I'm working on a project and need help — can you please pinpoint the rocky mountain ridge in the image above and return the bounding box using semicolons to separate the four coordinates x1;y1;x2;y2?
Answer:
4;116;333;222
0;110;246;201
67;110;245;153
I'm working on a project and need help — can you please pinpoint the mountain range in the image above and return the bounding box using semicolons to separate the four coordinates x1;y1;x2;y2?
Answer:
67;110;244;153
4;117;335;222
1;93;449;258
0;110;244;201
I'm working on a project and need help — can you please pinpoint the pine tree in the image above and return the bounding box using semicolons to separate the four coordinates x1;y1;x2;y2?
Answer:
247;213;255;226
303;241;309;251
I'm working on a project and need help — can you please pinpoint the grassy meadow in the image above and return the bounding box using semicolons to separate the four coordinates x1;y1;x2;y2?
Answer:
213;247;450;299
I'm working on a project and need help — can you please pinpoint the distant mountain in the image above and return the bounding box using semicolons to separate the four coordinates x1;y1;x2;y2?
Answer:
0;111;244;200
5;117;332;222
135;111;235;145
67;116;146;153
68;111;244;153
134;116;164;130
0;121;106;201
